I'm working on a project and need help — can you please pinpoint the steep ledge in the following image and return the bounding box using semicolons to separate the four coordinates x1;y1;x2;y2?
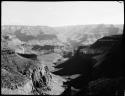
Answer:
1;45;66;95
53;34;124;96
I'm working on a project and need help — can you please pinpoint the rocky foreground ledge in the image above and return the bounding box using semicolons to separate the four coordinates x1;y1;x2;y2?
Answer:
1;45;67;95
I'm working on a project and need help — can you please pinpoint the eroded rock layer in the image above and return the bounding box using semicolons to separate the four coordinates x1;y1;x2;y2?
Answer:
1;45;66;95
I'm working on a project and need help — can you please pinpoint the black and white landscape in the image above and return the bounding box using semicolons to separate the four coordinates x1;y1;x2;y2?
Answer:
1;1;124;95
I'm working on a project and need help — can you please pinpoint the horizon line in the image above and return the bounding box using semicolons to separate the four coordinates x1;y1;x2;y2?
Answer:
2;23;124;27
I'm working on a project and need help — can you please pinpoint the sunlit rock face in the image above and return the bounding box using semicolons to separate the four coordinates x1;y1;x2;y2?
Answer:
1;44;66;95
1;80;33;95
31;65;66;95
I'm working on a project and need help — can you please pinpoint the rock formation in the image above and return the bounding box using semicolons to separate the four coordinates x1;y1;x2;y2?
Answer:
1;44;66;95
53;34;124;96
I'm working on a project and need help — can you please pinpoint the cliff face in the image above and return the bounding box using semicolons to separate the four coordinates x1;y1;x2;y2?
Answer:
1;45;66;95
53;34;124;96
90;35;122;53
91;35;123;79
54;35;123;76
86;35;124;96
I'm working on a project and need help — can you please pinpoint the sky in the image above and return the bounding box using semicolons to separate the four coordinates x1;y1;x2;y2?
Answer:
1;1;124;27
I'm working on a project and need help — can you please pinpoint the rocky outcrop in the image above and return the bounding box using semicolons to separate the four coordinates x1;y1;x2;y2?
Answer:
90;35;122;53
91;35;123;79
53;34;124;96
1;45;66;95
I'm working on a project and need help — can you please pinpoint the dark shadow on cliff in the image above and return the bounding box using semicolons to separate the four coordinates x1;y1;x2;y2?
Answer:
53;45;97;89
53;34;124;96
